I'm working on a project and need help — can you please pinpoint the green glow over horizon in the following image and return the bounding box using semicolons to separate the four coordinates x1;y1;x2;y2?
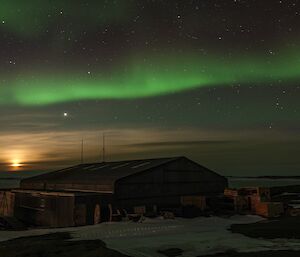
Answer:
0;0;129;37
1;49;300;106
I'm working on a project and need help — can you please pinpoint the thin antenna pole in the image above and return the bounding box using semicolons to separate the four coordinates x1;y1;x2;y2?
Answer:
102;132;105;162
81;138;84;164
99;133;102;162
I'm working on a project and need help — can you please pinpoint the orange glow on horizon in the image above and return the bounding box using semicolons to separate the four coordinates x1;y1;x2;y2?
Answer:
10;160;23;168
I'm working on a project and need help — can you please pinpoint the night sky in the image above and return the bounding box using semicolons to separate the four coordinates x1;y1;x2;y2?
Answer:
0;0;299;175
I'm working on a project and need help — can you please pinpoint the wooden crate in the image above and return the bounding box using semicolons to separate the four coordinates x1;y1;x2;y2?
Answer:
254;202;284;218
0;191;15;217
224;188;239;198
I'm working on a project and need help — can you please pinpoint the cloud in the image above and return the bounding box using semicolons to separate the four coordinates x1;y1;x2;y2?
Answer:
127;140;237;148
0;126;299;175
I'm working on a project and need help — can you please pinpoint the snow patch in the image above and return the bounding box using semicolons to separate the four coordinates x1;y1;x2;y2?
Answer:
1;215;300;257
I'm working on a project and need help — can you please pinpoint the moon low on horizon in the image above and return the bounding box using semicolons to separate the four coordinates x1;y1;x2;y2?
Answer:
0;0;299;175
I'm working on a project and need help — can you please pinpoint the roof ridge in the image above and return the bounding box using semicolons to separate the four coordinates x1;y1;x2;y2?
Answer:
79;156;183;165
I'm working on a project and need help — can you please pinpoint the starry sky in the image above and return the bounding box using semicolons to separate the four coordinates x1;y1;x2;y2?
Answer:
0;0;299;175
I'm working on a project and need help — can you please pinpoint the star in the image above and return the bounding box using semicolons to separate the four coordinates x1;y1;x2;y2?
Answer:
0;0;298;177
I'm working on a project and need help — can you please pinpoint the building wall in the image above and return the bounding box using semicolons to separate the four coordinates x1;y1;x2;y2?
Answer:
75;193;113;225
13;191;114;227
15;158;227;226
14;191;75;227
115;158;227;208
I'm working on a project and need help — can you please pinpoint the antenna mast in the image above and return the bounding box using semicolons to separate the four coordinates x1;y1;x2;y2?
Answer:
81;138;84;164
102;132;106;162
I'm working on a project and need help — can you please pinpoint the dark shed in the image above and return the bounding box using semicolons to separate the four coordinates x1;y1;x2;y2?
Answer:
16;157;227;227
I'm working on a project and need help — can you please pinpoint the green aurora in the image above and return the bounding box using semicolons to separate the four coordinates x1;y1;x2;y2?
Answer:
0;0;130;37
0;0;299;176
1;48;300;106
1;1;300;106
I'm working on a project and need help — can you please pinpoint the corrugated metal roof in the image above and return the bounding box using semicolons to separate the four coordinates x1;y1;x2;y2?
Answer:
20;157;181;192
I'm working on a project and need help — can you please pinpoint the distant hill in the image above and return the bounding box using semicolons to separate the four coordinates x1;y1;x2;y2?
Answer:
227;176;300;180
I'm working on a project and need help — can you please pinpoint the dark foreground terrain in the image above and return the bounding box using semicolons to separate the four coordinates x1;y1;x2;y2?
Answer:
1;217;300;257
199;217;300;257
0;232;129;257
155;249;300;257
231;216;300;239
200;250;300;257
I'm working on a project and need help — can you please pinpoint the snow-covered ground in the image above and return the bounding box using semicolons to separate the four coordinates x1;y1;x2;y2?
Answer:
1;215;300;257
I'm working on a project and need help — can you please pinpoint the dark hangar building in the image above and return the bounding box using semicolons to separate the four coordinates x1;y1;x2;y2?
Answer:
12;157;228;227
